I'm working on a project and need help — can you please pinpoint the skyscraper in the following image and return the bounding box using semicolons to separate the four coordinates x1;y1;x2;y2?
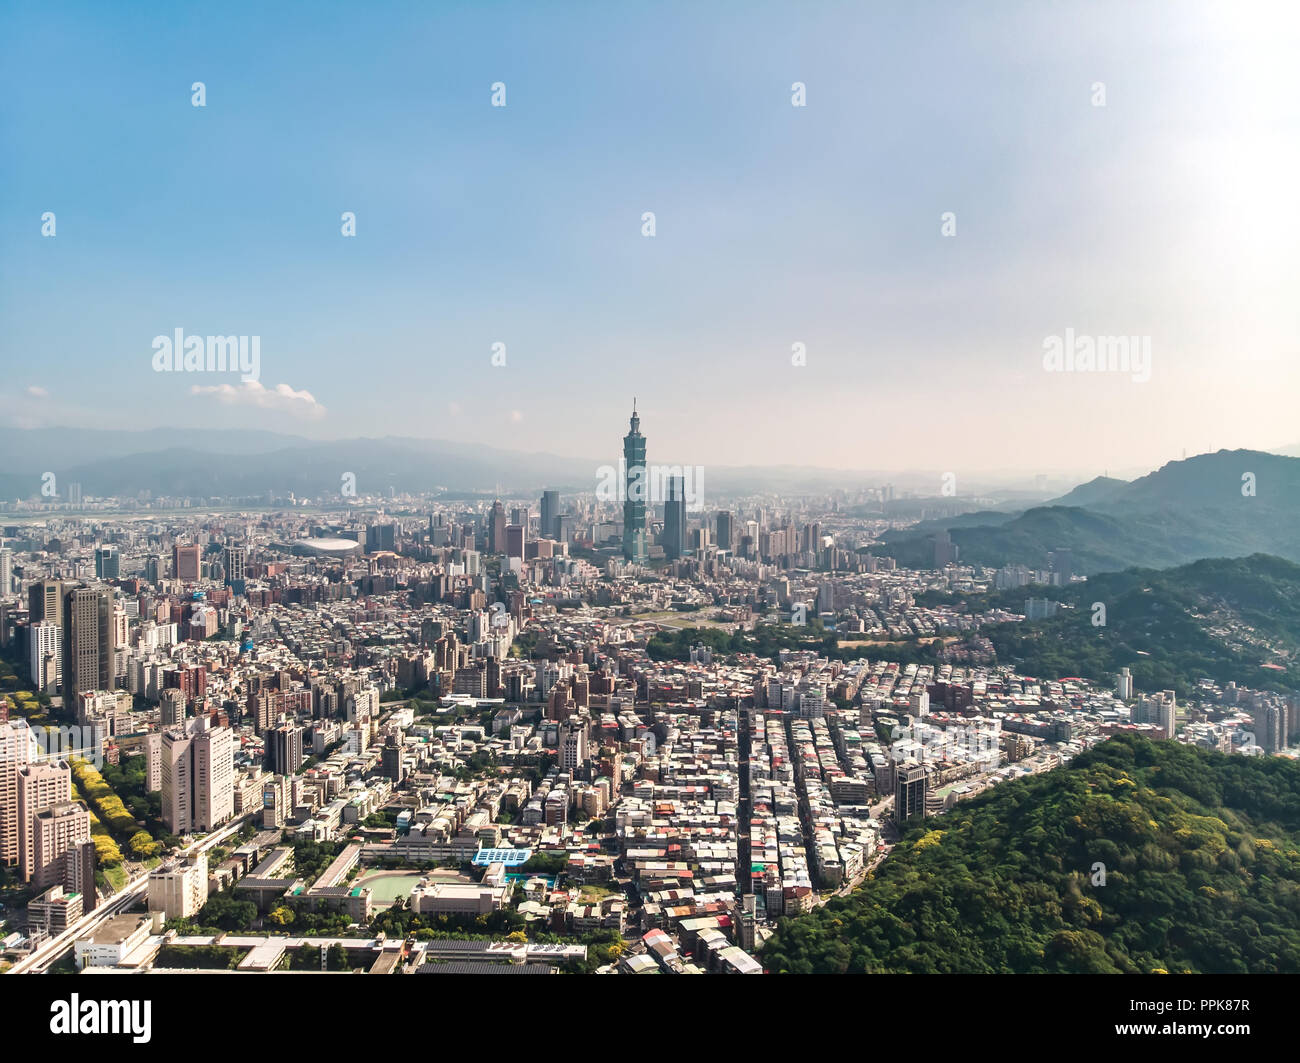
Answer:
29;579;63;630
621;402;648;564
94;546;120;580
894;763;928;826
505;524;526;560
663;476;686;560
223;545;246;586
540;489;560;540
716;511;733;552
488;500;507;554
266;723;304;775
173;543;201;581
0;548;12;598
63;585;113;697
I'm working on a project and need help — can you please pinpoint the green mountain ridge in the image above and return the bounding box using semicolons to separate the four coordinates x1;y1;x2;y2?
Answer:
969;553;1300;696
877;450;1300;575
761;735;1300;973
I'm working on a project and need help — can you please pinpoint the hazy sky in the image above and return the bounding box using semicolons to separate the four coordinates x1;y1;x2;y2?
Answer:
2;1;1297;476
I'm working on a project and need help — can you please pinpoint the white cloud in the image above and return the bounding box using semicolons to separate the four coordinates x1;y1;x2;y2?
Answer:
510;409;523;423
26;386;49;398
190;380;327;419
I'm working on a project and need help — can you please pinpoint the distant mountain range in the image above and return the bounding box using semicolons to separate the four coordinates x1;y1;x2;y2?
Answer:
877;450;1300;574
0;427;1072;501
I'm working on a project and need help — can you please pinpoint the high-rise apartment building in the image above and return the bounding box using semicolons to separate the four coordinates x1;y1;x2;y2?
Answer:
1116;667;1133;700
17;761;74;882
30;620;61;694
31;801;91;889
162;718;234;834
160;688;187;728
224;545;246;586
0;720;39;867
621;402;648;563
267;723;304;775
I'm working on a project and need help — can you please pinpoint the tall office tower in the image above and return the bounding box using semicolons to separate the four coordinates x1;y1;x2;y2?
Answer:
144;554;162;584
162;718;234;834
16;761;73;882
67;482;82;507
173;543;201;581
160;688;187;728
540;490;560;540
63;585;113;698
716;511;733;552
505;524;526;559
488;500;507;554
510;506;526;527
93;546;120;580
31;801;90;889
932;529;958;567
266;723;304;775
1116;667;1133;700
621;401;648;563
663;476;686;560
0;720;40;867
223;545;246;585
894;764;928;826
1048;549;1073;586
29;579;64;629
29;620;61;694
365;523;396;553
0;548;12;597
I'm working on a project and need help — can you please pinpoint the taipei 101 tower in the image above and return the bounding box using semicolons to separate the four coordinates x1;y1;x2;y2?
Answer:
621;400;648;563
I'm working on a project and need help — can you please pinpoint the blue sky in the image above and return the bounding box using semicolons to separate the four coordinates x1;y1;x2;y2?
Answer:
2;0;1297;475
